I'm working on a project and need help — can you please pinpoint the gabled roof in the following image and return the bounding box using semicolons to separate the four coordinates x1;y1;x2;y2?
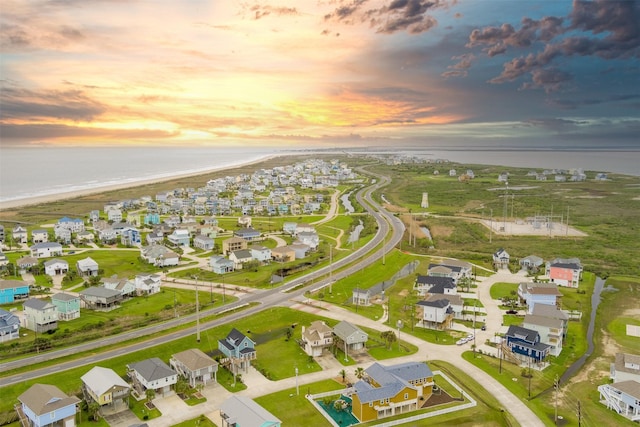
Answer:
51;293;79;302
609;380;640;399
221;328;255;349
531;304;568;320
333;321;367;341
18;384;80;416
44;259;68;267
519;282;562;296
79;286;122;298
0;279;29;289
550;262;581;270
129;357;175;382
82;366;130;396
77;257;99;269
221;395;281;427
614;353;640;376
506;325;539;343
0;308;19;328
523;314;563;329
31;242;62;250
355;362;431;403
172;348;218;371
231;249;253;259
23;299;54;311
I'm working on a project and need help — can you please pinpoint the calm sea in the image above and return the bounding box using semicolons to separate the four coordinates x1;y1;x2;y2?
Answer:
1;144;639;204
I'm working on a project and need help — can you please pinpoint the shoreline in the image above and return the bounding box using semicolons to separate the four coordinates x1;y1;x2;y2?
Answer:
0;154;285;211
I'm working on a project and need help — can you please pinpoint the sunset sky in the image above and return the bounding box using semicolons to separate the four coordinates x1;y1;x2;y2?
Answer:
1;0;639;147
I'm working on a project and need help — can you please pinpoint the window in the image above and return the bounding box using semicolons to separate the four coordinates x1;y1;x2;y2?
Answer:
369;402;373;407
380;399;384;404
404;393;408;399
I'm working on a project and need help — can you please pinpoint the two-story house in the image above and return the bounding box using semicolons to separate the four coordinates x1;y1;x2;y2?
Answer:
134;273;161;296
493;248;510;269
210;256;235;274
170;348;219;388
77;257;99;277
44;259;69;276
547;258;582;288
0;279;30;304
505;325;551;365
351;362;434;423
51;293;81;321
229;249;254;269
18;384;80;427
23;298;58;333
611;353;640;383
81;366;131;414
0;308;20;342
249;244;272;263
222;237;248;255
302;320;334;357
193;235;215;250
333;320;368;357
417;296;456;330
30;242;63;258
522;314;564;356
218;328;256;374
427;260;472;284
12;225;28;244
127;358;178;397
31;229;49;244
413;275;456;297
140;245;179;266
518;282;562;314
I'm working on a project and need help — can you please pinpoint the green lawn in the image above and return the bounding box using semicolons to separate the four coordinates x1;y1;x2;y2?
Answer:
489;282;519;300
255;379;345;426
171;415;216;427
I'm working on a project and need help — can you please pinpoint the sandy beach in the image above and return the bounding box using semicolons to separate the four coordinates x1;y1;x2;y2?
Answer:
0;154;284;211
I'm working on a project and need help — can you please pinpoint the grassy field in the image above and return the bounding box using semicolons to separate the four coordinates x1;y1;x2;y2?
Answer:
490;282;519;300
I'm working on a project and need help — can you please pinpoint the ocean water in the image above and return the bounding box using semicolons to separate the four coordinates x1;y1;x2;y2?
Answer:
1;144;639;204
0;146;285;204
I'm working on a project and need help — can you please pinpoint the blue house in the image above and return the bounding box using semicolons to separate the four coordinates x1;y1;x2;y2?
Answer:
18;383;80;427
0;308;20;343
121;227;141;246
505;325;551;364
210;256;235;274
0;279;30;304
218;328;256;373
144;212;160;225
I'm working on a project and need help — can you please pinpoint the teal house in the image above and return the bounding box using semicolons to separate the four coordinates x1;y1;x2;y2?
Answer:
0;280;29;304
51;293;81;321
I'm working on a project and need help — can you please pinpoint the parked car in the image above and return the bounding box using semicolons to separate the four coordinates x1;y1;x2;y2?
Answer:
481;325;486;331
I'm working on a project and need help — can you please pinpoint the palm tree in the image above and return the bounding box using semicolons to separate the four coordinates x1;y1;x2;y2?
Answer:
354;367;365;380
380;330;397;350
339;369;347;383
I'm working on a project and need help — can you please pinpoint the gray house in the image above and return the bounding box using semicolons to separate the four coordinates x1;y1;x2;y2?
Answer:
170;348;218;388
333;320;368;355
23;299;58;333
220;395;281;427
128;357;177;397
79;287;123;310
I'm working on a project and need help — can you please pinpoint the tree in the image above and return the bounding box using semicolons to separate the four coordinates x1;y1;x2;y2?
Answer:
355;367;365;380
285;327;293;341
380;330;397;350
175;377;189;394
145;388;155;402
339;369;347;383
87;401;101;421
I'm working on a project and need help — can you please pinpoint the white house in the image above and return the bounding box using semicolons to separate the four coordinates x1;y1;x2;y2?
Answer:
611;353;640;383
518;282;562;314
127;358;177;397
77;257;99;277
493;248;510;269
30;242;63;258
522;314;564;356
302;320;333;357
333;320;368;353
598;380;640;422
296;231;319;249
229;249;254;269
193;235;215;250
44;259;69;276
249;245;271;263
141;245;179;266
417;296;454;330
168;229;191;247
134;273;162;295
31;229;49;243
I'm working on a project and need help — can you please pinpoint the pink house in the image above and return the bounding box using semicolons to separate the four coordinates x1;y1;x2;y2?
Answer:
547;258;582;288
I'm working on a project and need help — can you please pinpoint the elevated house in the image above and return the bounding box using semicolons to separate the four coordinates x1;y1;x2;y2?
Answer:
102;276;136;298
127;358;177;397
519;255;544;273
296;231;319;249
333;320;368;355
0;279;29;304
141;245;179;267
16;256;38;273
302;320;333;357
518;282;562;314
51;293;81;321
30;242;63;259
417;295;456;330
290;243;310;259
234;227;260;242
193;234;215;250
222;237;248;255
170;348;219;388
54;225;72;244
218;328;256;374
210;256;235;274
547;258;582;288
168;229;191;247
220;395;281;427
504;325;551;365
57;216;85;232
79;287;123;311
31;229;49;244
23;298;58;333
522;314;564;356
351;362;434;423
598;380;640;422
414;275;456;297
249;244;271;263
134;273;161;296
493;248;510;269
0;308;20;342
229;249;254;269
352;288;372;307
44;259;69;276
12;225;28;244
427;260;472;284
81;366;131;414
77;257;99;277
18;384;80;427
271;246;295;262
611;353;640;383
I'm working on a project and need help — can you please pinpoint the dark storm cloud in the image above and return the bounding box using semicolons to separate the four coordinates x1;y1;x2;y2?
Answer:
1;87;106;121
548;93;640;110
323;0;450;35
463;0;640;93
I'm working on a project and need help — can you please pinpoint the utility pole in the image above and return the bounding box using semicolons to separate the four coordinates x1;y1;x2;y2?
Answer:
222;274;225;304
577;400;581;427
473;298;477;354
499;337;503;373
382;234;386;265
329;244;333;293
195;276;200;343
528;357;531;399
554;375;559;424
489;208;493;243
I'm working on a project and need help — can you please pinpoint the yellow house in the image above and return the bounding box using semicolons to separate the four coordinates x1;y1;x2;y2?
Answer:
351;362;434;423
81;366;131;413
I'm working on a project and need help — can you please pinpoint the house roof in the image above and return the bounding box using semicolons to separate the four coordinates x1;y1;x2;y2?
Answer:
531;304;569;320
609;380;640;399
31;242;62;250
77;257;99;269
79;286;122;298
550;262;581;270
231;249;253;259
0;308;20;328
51;293;79;302
18;383;80;416
507;325;541;343
303;320;332;342
172;348;218;371
355;362;431;403
523;314;563;329
249;244;269;251
519;282;562;296
614;353;640;376
271;246;293;255
417;296;451;309
221;328;255;349
333;321;367;342
81;366;130;396
521;255;544;265
220;395;281;427
0;279;29;290
23;299;54;311
129;357;175;382
44;258;68;267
